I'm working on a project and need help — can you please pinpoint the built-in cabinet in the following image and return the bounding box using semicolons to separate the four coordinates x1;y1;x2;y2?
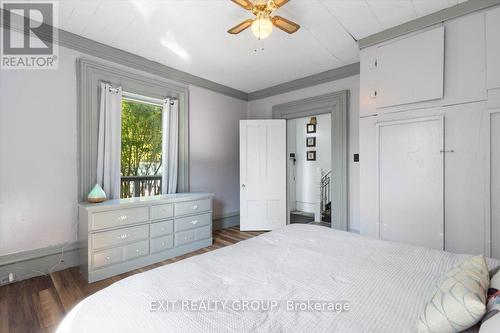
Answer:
78;193;213;282
360;12;488;117
360;105;490;255
359;5;500;257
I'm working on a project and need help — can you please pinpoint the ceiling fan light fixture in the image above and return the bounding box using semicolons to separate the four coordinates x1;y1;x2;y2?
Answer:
251;14;273;39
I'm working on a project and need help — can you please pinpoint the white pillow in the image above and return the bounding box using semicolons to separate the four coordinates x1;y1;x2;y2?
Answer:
417;255;489;333
479;269;500;333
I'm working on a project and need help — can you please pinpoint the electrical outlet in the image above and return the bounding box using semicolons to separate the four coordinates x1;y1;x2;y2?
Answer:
0;273;15;285
0;275;10;285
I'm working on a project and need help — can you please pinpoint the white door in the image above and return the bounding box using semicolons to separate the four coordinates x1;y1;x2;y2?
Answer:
377;117;444;250
240;120;286;231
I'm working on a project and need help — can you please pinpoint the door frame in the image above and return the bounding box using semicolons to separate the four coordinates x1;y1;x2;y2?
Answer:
272;90;349;231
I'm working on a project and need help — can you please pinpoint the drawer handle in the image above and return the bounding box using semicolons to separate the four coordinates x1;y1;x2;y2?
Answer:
118;234;130;240
118;215;128;221
192;205;198;210
106;256;111;260
190;220;199;225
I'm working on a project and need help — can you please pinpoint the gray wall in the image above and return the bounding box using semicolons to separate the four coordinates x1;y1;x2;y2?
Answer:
0;42;247;256
189;85;247;219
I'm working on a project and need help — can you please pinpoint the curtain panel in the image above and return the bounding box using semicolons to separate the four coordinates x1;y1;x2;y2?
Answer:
96;82;122;199
162;99;179;194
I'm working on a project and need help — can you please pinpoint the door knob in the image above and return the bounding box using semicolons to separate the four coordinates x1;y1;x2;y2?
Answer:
241;184;246;189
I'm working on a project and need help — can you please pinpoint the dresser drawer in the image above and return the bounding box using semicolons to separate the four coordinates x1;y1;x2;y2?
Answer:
92;225;149;250
123;240;149;261
175;199;211;217
150;235;174;254
175;213;211;232
92;247;122;269
150;220;173;238
175;230;195;247
194;225;211;241
92;207;149;230
150;204;173;221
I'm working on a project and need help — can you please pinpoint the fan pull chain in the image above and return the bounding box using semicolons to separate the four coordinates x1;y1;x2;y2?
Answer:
254;39;265;53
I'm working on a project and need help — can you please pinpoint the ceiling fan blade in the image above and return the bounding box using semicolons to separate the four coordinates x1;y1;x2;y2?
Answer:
271;16;300;34
228;19;254;34
230;0;254;10
268;0;289;9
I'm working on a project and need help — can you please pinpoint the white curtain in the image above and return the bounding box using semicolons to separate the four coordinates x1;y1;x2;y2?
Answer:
96;82;122;199
161;98;179;194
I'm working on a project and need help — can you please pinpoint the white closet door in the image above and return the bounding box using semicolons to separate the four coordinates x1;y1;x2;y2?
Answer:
377;117;444;249
491;112;500;259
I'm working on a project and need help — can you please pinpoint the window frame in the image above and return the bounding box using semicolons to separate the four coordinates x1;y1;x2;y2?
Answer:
77;58;189;201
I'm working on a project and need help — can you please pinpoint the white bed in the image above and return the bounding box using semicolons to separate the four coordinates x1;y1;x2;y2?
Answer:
57;224;500;333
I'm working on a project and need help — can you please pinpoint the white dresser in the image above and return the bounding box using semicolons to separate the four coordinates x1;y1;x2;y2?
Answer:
78;193;213;282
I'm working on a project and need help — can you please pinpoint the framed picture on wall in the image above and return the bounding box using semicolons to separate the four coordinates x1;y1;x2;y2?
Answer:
306;123;316;133
306;137;316;147
306;151;316;161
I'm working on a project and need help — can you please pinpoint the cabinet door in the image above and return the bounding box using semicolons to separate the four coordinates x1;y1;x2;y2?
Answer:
443;104;489;255
376;27;444;108
377;117;444;249
443;12;486;106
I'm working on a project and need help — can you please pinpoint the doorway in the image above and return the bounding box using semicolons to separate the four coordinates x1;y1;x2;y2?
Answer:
287;114;332;227
272;91;349;230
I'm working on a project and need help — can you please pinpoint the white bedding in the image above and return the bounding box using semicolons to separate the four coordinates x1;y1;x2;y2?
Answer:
57;224;500;333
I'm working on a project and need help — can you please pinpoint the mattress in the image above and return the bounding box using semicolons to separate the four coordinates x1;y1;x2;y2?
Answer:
56;224;500;333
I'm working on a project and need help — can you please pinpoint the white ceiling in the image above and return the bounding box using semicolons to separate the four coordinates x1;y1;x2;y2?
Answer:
58;0;465;93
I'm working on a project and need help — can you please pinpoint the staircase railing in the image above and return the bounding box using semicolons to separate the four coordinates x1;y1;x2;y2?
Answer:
320;170;331;215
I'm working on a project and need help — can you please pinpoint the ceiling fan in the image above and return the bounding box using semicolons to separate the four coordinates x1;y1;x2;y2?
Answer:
228;0;300;40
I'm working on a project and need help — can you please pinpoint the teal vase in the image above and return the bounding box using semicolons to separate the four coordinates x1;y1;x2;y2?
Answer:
88;184;107;203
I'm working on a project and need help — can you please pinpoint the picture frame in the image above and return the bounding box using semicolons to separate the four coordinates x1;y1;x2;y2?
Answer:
306;137;316;147
306;151;316;161
306;123;316;133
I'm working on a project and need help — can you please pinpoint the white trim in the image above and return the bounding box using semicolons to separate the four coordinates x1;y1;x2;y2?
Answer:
488;109;500;257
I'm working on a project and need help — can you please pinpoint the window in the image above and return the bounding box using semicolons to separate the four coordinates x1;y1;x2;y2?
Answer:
120;97;163;198
78;59;189;202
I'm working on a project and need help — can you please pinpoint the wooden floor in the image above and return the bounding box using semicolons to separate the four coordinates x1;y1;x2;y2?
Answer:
0;226;263;333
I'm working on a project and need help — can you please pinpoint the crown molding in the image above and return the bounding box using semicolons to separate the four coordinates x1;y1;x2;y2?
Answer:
1;8;362;101
359;0;500;49
248;62;360;101
1;8;248;100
